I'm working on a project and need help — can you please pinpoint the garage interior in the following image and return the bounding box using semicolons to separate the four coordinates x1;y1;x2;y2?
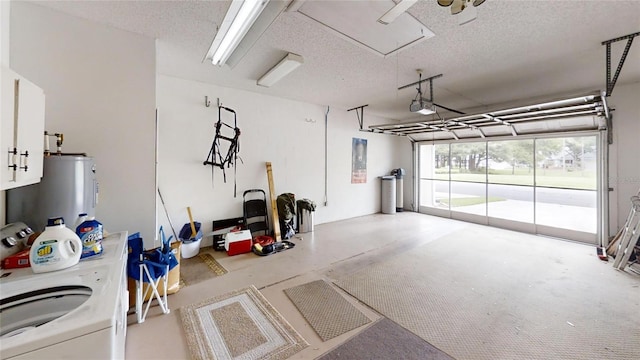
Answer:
1;0;639;359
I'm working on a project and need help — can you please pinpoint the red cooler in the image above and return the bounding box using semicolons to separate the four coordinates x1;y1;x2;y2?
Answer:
225;230;252;256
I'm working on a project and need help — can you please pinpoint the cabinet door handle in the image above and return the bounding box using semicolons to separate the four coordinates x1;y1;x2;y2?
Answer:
19;150;29;172
7;147;17;181
8;148;17;167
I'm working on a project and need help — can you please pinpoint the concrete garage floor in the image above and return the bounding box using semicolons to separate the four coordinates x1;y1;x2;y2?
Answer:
125;212;636;359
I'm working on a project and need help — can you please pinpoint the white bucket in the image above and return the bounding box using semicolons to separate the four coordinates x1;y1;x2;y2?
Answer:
181;238;202;259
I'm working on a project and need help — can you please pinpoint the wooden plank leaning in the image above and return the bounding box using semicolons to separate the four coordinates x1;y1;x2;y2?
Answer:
266;162;282;241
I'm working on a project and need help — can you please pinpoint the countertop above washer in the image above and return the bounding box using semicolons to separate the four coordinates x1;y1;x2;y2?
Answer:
0;231;128;359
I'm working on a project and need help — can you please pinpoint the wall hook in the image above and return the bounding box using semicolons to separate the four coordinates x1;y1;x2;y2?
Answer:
205;96;211;107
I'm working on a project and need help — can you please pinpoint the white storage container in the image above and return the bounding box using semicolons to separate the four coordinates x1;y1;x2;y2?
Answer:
181;238;201;259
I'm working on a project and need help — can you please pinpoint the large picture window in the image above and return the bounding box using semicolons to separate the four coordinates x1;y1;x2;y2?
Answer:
418;134;599;243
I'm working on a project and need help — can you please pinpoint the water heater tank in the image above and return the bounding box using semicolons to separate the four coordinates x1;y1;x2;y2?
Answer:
7;155;97;232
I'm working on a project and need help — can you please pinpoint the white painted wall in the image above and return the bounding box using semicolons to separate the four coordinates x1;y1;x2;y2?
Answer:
9;2;157;241
0;0;9;66
156;74;405;247
607;81;640;234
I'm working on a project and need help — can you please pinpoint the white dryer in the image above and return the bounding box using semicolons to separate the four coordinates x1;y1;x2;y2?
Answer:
0;232;128;360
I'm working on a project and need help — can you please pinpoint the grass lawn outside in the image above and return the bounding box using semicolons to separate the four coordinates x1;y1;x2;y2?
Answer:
431;168;596;190
439;196;505;207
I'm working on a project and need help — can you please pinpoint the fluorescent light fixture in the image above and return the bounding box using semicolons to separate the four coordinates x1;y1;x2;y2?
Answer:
377;0;418;25
205;0;269;66
226;0;290;68
257;53;304;87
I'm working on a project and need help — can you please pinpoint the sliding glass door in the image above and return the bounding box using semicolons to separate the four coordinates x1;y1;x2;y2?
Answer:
418;133;600;243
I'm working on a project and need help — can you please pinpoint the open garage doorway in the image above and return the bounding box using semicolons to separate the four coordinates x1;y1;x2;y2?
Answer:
418;133;602;243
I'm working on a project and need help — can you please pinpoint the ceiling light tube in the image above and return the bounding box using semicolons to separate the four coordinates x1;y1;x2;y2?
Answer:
257;53;304;87
205;0;269;66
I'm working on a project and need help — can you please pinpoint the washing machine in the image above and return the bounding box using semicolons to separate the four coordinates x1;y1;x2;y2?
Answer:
0;232;128;360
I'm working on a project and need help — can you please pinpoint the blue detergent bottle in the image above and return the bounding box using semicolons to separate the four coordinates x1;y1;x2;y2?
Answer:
74;213;88;231
76;216;103;259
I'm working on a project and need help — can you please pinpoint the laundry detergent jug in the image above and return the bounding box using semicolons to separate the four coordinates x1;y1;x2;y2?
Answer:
30;217;82;273
74;213;88;230
76;216;103;259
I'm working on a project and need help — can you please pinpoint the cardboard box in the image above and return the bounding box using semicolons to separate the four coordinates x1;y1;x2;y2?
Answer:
1;248;31;269
225;230;252;256
128;241;181;307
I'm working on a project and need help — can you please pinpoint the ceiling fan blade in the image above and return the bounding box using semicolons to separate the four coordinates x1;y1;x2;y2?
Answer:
451;0;466;15
437;0;454;6
472;0;486;6
377;0;419;25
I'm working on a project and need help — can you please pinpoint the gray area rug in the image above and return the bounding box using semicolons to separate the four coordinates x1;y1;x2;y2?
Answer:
284;280;370;341
180;285;308;360
334;226;640;360
318;318;454;360
180;251;228;287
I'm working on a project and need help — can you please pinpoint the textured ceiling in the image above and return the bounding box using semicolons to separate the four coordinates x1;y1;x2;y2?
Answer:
30;0;640;121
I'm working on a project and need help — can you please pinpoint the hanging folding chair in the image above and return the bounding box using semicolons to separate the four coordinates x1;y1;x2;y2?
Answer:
127;227;178;324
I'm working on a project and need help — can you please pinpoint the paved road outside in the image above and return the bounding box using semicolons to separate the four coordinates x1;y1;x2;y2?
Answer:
433;182;596;207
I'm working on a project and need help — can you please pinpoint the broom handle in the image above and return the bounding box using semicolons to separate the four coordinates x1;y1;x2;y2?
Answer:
187;207;197;238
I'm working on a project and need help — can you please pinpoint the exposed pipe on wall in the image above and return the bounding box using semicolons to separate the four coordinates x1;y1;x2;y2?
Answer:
154;108;159;245
324;106;330;206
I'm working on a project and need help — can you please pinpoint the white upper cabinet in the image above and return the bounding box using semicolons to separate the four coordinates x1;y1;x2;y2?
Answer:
1;66;45;190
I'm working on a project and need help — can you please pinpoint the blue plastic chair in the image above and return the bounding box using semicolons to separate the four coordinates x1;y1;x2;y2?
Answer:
127;228;178;323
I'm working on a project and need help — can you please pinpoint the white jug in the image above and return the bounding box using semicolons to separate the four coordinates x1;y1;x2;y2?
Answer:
30;217;82;273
